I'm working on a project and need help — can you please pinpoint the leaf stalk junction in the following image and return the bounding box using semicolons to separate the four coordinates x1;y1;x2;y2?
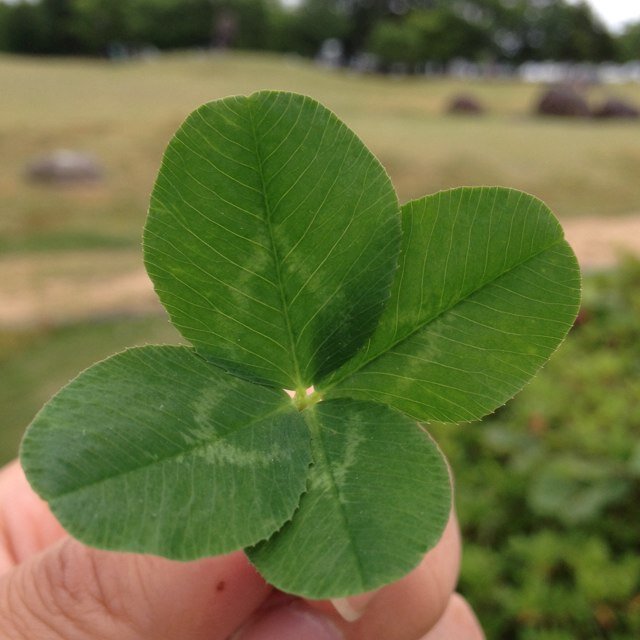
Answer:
292;386;322;412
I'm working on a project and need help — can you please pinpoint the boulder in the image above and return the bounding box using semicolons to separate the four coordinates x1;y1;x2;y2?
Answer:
592;98;639;119
447;93;484;115
536;86;590;117
25;149;103;184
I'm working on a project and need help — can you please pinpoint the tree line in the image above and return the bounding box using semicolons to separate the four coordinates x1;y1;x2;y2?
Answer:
0;0;638;64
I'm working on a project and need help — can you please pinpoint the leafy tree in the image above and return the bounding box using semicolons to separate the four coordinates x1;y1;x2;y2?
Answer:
270;0;348;57
210;0;272;50
366;7;493;69
0;3;6;50
531;1;615;61
71;0;131;54
39;0;83;53
616;21;640;62
366;18;423;69
339;0;391;60
408;8;493;63
2;1;49;54
126;0;213;49
0;0;623;63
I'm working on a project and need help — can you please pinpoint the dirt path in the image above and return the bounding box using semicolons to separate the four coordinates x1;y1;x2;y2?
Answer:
0;249;162;328
561;215;640;270
1;214;639;328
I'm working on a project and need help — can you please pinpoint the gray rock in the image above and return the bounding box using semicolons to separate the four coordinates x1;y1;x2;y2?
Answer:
447;94;485;115
536;86;590;118
25;149;103;184
592;98;639;119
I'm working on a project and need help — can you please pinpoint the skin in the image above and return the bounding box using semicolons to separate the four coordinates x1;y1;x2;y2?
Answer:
0;460;484;640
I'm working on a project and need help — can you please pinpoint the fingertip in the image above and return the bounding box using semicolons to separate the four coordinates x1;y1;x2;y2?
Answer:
422;594;485;640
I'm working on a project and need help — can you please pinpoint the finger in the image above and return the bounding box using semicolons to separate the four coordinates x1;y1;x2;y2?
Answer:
232;599;344;640
0;460;66;571
421;594;484;640
308;509;461;640
0;539;272;640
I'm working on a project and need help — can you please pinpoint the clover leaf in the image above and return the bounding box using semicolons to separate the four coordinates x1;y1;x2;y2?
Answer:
20;91;581;599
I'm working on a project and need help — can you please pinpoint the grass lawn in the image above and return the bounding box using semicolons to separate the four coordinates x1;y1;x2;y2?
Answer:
0;315;181;465
2;52;640;256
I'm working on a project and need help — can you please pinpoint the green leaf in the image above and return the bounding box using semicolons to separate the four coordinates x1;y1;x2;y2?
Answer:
20;346;312;559
144;91;401;390
248;399;451;598
320;187;581;422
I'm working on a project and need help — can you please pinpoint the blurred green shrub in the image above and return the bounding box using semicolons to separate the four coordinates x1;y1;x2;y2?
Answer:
1;258;639;636
432;256;640;639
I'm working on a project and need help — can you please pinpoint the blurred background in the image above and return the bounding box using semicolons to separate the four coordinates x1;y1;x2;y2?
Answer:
1;0;640;637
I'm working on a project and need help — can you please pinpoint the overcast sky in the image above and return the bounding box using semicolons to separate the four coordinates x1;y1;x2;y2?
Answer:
572;0;640;33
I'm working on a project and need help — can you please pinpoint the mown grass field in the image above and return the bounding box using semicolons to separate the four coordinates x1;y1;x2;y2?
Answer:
2;52;640;257
1;52;640;639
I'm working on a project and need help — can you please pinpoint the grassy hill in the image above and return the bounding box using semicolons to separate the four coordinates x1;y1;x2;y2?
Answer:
2;52;640;256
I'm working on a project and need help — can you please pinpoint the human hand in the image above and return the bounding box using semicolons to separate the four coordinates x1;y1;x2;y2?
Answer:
0;460;483;639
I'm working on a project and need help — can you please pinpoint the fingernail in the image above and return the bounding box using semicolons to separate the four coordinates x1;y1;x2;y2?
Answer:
331;591;377;622
233;602;344;640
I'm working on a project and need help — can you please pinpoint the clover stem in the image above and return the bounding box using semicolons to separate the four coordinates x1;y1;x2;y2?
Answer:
293;385;322;411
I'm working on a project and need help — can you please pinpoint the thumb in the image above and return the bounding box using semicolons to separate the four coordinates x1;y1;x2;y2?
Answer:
0;539;271;640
